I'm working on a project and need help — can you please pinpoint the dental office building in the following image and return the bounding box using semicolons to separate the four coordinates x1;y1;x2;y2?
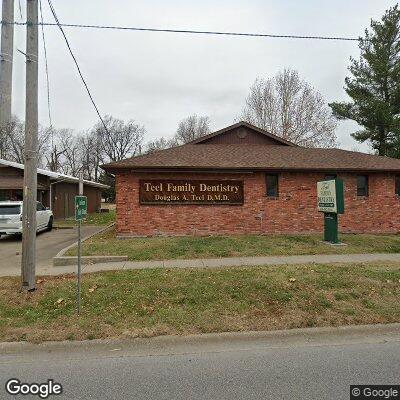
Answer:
103;122;400;237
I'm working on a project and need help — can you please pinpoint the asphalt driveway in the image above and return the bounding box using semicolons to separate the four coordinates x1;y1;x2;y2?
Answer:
0;226;104;274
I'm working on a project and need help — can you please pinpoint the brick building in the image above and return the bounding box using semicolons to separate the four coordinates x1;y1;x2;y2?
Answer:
0;159;108;219
103;122;400;237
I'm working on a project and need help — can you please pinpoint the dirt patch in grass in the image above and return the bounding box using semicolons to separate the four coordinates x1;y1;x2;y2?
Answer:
0;262;399;342
66;228;400;260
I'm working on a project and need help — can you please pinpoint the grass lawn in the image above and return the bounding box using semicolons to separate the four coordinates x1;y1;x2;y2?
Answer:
55;210;115;227
66;228;400;260
0;262;399;342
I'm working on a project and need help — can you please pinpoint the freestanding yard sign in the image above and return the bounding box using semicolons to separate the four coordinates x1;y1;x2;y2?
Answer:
317;179;344;244
75;194;87;315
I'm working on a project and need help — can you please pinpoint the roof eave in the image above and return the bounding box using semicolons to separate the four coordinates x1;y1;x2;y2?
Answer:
102;165;400;174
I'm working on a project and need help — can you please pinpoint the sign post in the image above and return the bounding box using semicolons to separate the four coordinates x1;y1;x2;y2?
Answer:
317;179;344;244
75;193;87;315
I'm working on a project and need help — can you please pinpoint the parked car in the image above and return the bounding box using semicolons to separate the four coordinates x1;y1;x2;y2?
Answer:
0;201;53;237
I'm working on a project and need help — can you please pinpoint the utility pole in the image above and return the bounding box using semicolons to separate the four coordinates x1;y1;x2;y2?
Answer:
0;0;14;130
21;0;38;291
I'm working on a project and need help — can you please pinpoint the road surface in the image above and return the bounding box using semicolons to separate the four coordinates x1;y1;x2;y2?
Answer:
0;326;399;399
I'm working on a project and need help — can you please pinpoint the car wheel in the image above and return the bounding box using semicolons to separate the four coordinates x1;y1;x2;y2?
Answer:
47;216;53;232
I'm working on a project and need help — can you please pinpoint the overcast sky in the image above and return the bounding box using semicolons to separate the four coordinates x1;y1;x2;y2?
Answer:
9;0;396;151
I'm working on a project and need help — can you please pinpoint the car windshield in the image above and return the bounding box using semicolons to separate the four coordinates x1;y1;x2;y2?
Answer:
0;205;21;215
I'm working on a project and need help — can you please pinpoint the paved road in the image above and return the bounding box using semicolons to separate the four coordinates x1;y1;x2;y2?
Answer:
0;226;103;273
0;326;399;400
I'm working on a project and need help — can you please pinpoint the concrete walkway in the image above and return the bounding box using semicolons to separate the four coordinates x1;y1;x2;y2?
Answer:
1;252;399;277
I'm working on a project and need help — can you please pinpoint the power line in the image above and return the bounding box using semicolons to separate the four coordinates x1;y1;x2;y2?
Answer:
46;0;109;134
7;20;360;41
39;0;52;132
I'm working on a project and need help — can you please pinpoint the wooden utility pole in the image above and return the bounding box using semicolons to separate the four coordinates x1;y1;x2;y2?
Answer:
21;0;38;291
0;0;14;129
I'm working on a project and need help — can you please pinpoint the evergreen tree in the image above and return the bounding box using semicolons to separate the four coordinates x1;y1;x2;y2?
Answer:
329;5;400;156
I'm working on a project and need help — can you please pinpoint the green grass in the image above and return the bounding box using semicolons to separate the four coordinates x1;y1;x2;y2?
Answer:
55;210;115;227
0;262;399;342
66;228;400;260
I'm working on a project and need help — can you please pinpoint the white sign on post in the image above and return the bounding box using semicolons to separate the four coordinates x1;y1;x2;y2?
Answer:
317;180;337;213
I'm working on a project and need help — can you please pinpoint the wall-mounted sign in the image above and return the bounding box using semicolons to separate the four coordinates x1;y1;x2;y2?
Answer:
139;180;244;205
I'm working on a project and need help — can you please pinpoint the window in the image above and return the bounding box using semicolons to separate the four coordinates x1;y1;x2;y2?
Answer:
266;174;279;197
396;176;400;196
0;190;9;201
325;174;337;181
0;205;21;215
36;202;45;211
357;175;369;197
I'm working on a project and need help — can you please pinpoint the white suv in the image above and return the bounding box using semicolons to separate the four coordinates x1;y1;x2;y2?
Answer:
0;201;53;237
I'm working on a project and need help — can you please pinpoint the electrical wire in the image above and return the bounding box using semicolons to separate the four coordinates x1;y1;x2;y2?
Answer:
46;0;109;134
7;20;360;41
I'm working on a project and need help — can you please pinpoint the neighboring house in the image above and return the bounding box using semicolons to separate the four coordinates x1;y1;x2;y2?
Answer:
0;159;108;219
103;121;400;237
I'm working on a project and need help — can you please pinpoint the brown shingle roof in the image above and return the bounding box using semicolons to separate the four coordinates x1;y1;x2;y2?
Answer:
102;144;400;173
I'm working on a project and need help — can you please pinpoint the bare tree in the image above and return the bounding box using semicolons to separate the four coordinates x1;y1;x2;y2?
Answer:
92;132;103;181
56;129;81;176
94;115;145;162
6;119;51;166
1;114;144;183
175;114;210;144
241;69;337;147
43;127;66;172
79;129;103;181
0;127;9;159
145;136;176;154
46;144;65;172
0;116;18;159
144;114;210;153
77;130;98;180
44;128;101;179
37;127;52;168
3;118;24;163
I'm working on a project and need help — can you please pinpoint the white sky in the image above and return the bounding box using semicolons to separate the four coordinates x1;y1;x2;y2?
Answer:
9;0;396;151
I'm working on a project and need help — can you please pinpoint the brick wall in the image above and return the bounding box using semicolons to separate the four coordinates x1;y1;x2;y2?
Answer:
115;171;400;236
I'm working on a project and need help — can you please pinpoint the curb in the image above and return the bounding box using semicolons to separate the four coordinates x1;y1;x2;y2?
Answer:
53;255;128;266
1;323;399;354
53;222;115;261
